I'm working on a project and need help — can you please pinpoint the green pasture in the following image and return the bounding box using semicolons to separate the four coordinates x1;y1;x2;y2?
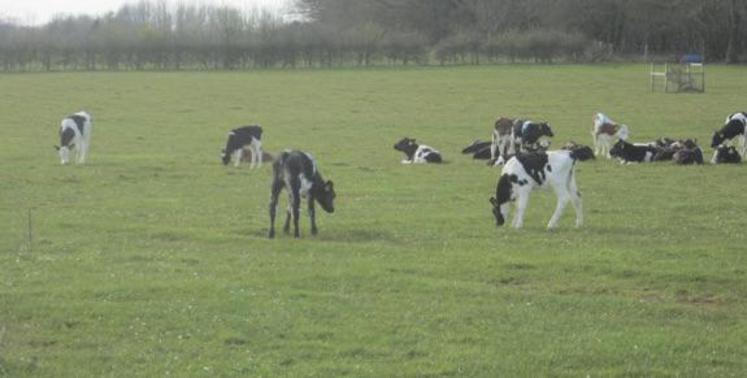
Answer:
1;65;746;376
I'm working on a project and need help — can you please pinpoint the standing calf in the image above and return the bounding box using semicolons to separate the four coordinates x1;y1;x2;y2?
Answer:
222;125;263;168
489;149;593;230
591;112;629;159
268;150;335;238
54;111;92;165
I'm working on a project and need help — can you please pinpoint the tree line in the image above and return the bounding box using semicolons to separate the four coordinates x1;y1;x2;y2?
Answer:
0;0;744;71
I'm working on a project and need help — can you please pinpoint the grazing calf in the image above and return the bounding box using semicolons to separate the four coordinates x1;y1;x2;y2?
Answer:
711;145;742;164
462;140;492;160
489;149;592;229
591;113;629;159
221;125;263;168
394;137;443;164
54;111;92;165
609;139;658;164
511;120;554;153
268;150;335;238
711;113;747;157
490;117;515;164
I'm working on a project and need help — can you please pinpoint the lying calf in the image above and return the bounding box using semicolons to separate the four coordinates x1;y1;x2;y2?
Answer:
394;137;443;164
609;139;658;163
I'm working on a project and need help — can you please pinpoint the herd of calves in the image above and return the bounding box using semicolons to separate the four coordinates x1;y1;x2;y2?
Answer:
55;111;746;236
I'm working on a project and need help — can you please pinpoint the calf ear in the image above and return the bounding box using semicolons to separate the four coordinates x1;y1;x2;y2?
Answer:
326;180;334;190
53;145;60;151
489;197;498;206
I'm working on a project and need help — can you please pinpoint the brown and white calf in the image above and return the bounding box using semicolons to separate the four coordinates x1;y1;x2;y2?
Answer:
592;112;629;159
489;117;515;164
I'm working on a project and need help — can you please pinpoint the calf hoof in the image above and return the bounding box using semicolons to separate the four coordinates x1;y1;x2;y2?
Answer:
311;228;318;236
268;230;275;239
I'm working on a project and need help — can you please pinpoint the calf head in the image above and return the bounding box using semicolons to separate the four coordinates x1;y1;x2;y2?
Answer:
313;180;336;213
393;137;419;158
609;139;627;158
393;137;416;151
489;174;515;227
539;122;554;138
711;130;726;148
55;127;76;164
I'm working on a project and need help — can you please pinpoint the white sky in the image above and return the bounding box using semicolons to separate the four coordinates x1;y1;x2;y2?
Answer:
0;0;294;25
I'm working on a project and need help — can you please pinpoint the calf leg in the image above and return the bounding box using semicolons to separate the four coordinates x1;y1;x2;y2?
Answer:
268;180;283;238
512;191;530;229
569;174;583;228
547;189;571;230
283;201;292;234
234;149;243;167
308;198;318;235
78;142;87;164
254;139;263;168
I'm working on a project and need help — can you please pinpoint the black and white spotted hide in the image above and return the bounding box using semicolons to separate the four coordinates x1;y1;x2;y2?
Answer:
462;140;493;160
54;111;92;165
609;139;658;164
711;145;742;164
394;137;443;164
489;149;591;229
268;150;335;238
711;113;747;157
511;120;554;153
222;125;263;168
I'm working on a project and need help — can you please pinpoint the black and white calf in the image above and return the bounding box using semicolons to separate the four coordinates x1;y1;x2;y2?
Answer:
609;139;659;164
55;111;92;165
711;145;742;164
268;150;335;238
221;125;263;168
462;140;492;160
711;112;747;157
394;137;443;164
489;149;593;229
511;120;554;153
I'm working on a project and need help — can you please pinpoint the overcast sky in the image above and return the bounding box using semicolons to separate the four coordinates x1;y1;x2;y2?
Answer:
0;0;293;25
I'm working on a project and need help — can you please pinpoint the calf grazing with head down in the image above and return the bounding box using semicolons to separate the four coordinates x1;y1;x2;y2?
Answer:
591;113;629;159
54;111;92;165
221;125;263;168
489;148;593;230
711;112;747;157
394;137;443;164
268;150;335;238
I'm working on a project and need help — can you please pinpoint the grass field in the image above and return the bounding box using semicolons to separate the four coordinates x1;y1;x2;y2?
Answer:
1;65;746;376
